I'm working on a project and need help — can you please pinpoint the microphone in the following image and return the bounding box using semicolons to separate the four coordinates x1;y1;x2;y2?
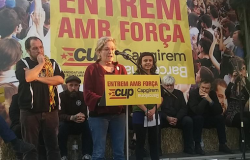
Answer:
222;54;235;58
115;50;130;59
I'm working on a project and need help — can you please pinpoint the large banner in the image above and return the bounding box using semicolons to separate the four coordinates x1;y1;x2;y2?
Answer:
50;0;195;84
0;0;245;126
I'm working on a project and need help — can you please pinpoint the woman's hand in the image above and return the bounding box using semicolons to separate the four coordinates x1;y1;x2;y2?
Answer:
145;107;156;121
231;71;238;83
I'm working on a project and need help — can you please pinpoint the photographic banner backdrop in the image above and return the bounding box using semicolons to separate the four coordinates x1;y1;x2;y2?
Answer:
50;0;195;84
0;0;241;126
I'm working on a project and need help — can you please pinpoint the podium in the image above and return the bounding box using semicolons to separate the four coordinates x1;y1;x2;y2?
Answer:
104;75;161;160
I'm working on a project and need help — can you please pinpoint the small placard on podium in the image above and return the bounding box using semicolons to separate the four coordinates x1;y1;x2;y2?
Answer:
104;75;161;106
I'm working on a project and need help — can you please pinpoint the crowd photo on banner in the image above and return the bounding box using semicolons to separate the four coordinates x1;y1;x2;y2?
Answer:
0;0;250;160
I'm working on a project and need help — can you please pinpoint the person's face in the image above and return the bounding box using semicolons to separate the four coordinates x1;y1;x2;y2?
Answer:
240;65;247;77
196;69;201;83
207;6;211;14
216;85;227;112
98;41;115;63
66;81;80;92
163;83;175;93
27;39;44;61
198;49;204;59
201;31;205;39
198;44;202;53
199;82;211;94
201;22;205;29
193;0;198;5
232;31;240;46
214;27;220;39
223;27;230;38
141;56;153;71
16;24;23;34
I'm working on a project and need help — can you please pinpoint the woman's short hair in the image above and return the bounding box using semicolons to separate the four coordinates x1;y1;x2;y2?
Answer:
0;38;22;72
95;36;116;53
162;75;175;85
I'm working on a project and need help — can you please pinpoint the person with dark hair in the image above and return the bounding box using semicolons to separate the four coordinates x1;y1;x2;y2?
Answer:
135;52;157;75
15;0;29;11
188;12;199;28
198;38;212;58
132;52;162;160
15;36;64;160
188;79;232;155
0;8;21;39
191;65;214;90
200;14;214;37
232;30;244;58
227;11;238;25
13;6;29;40
42;2;50;36
220;0;230;13
187;0;202;15
160;75;194;155
208;34;238;84
212;79;228;114
202;30;213;42
195;66;214;84
187;0;195;12
24;36;42;51
225;57;250;150
197;37;219;78
84;37;127;160
206;4;216;14
197;38;218;77
219;20;235;52
210;8;220;28
59;75;92;160
188;13;199;49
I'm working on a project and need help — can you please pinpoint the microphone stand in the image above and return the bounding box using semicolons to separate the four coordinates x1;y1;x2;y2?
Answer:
120;54;175;97
229;58;250;160
119;53;174;158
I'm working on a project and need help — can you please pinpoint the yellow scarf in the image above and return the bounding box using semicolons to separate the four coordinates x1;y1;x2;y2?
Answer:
42;56;55;112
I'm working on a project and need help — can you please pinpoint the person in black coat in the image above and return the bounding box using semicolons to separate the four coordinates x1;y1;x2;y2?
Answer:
159;75;194;155
188;79;232;155
58;75;93;160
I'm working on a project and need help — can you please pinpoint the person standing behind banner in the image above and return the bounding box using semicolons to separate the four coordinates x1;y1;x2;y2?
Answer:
83;36;127;160
15;36;64;160
132;52;162;160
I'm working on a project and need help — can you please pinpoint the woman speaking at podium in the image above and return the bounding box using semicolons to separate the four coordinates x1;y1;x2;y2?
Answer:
132;52;162;160
83;37;127;160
